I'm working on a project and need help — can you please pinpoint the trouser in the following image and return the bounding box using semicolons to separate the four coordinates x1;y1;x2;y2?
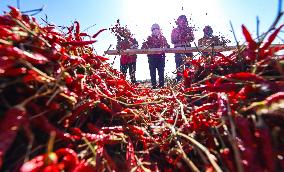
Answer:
175;53;193;82
148;57;165;88
120;62;136;83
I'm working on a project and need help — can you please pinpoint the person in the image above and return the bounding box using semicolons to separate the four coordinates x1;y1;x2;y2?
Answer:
142;24;170;89
117;35;138;83
198;25;223;57
171;15;195;82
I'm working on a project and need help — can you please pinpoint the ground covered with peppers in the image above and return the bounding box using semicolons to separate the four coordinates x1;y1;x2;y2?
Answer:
0;6;284;172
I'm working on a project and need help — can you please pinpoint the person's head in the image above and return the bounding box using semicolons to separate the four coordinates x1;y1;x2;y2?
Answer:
203;25;213;37
151;23;161;36
176;15;188;28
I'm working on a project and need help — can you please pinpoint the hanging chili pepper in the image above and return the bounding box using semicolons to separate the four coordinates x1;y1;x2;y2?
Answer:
92;29;107;39
74;21;80;40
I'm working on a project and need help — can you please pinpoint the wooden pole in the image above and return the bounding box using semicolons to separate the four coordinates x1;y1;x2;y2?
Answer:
104;44;284;55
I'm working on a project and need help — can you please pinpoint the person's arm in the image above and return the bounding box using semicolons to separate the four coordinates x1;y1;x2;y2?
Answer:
116;40;122;50
131;38;139;49
187;27;194;42
171;29;179;45
213;36;222;46
141;37;149;49
198;38;202;47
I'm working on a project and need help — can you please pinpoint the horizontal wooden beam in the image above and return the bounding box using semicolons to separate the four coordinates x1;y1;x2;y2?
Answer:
104;46;237;55
104;44;284;55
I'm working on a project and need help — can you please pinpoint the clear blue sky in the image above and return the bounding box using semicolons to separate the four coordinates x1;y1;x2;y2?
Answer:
0;0;283;80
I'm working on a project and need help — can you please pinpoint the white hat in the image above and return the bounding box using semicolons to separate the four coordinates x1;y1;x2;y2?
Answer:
151;23;160;31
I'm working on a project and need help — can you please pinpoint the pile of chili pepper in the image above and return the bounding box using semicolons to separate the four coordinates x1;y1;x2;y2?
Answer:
0;6;284;172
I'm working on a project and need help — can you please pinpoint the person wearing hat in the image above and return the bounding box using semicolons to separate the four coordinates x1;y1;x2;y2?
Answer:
198;25;223;57
111;20;138;83
142;24;170;89
116;30;138;84
171;15;195;82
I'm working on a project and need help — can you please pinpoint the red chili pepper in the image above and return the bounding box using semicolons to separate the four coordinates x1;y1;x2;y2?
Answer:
191;103;218;114
63;40;96;47
235;85;254;100
20;152;59;172
73;161;97;172
264;92;284;105
2;67;27;77
224;72;266;83
0;57;15;74
0;107;26;168
220;148;236;172
103;148;119;171
242;25;257;50
234;116;261;171
126;138;137;169
22;52;49;65
92;29;107;39
101;126;123;133
109;100;123;113
217;93;229;117
70;127;119;145
262;25;284;50
96;102;112;113
94;145;105;171
215;52;237;66
74;21;80;38
0;46;49;64
23;69;49;83
8;6;22;20
255;126;275;172
68;101;94;125
0;27;13;37
31;116;75;141
95;55;109;61
86;123;100;133
185;83;239;93
55;148;79;172
66;25;74;36
41;164;61;172
79;32;89;37
126;125;145;136
20;154;45;172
